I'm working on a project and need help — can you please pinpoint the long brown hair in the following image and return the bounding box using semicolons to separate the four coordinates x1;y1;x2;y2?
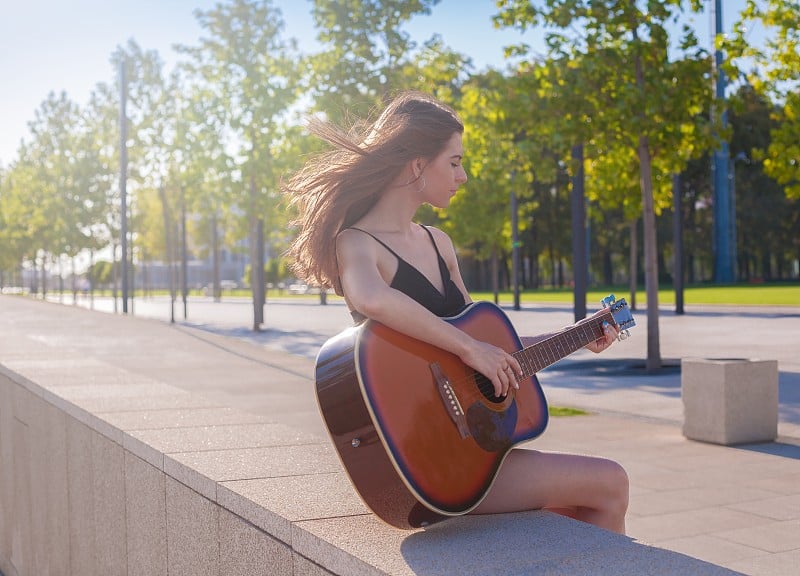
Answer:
283;91;464;294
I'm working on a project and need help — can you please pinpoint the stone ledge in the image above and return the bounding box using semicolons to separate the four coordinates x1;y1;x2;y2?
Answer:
1;356;742;576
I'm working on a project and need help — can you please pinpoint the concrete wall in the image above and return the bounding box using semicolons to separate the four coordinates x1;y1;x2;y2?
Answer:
0;368;334;576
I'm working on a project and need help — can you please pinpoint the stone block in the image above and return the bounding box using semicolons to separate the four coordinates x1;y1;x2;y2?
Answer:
219;508;292;576
125;452;167;576
682;358;778;445
92;432;127;576
166;476;219;576
10;384;35;576
44;402;70;576
27;393;49;576
0;374;13;571
66;416;96;576
293;553;337;576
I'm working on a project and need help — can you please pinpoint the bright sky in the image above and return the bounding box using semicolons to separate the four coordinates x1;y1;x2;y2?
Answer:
0;0;749;168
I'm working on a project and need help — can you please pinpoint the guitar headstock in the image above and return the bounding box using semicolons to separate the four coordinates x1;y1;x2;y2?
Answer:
601;294;636;340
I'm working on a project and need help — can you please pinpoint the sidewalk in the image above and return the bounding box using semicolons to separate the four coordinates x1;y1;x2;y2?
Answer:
2;294;799;575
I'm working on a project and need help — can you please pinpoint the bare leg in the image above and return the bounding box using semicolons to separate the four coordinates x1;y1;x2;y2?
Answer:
471;448;629;534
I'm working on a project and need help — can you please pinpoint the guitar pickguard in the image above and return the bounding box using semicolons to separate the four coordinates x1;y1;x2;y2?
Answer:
465;399;518;453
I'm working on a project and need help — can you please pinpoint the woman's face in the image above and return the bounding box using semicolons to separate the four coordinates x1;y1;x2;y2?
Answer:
421;132;468;208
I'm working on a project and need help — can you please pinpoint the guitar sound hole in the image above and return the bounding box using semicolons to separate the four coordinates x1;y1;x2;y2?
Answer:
475;373;505;404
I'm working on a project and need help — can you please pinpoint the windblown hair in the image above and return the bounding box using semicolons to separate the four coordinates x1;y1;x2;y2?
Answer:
283;91;464;295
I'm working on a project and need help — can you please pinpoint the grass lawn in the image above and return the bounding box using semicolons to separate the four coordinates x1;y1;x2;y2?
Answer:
470;283;800;307
55;282;798;307
548;406;589;417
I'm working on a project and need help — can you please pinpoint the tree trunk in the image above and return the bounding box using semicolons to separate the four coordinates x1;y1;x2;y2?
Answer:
249;173;264;330
112;243;118;313
181;189;188;320
158;184;175;324
632;31;661;371
629;220;638;310
637;135;662;371
72;256;77;304
602;250;613;286
212;212;221;302
491;246;499;304
41;251;48;298
570;143;587;322
673;173;684;315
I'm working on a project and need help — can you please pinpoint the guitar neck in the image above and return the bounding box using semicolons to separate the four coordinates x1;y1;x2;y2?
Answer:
513;310;611;377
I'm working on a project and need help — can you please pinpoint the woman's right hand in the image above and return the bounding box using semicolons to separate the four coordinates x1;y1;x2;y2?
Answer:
459;338;523;398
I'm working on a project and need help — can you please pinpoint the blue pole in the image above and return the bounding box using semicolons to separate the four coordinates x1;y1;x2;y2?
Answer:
713;0;734;283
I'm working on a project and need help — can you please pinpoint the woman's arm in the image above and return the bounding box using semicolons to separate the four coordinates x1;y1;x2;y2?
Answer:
337;228;520;397
425;225;619;355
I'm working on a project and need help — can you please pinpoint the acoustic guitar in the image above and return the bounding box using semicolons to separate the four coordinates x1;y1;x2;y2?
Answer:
314;295;635;529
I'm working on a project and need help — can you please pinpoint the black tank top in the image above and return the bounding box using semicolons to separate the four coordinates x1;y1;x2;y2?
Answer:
348;225;467;323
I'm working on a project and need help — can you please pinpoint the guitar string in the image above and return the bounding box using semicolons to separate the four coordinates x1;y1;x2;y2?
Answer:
442;312;612;402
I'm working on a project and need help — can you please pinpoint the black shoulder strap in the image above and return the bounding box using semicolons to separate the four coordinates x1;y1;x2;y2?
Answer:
419;224;444;261
348;227;403;260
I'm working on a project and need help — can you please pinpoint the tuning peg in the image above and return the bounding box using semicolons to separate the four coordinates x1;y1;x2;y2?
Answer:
617;330;630;341
601;294;616;308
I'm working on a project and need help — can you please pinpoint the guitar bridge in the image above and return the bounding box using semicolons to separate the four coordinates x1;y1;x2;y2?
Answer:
430;362;471;439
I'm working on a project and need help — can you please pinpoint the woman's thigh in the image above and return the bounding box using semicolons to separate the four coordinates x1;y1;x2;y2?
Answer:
471;447;628;515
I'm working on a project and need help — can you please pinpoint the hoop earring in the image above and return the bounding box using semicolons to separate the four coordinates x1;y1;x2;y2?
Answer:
416;176;426;194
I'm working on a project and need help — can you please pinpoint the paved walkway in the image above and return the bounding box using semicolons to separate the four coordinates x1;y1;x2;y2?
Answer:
3;294;800;575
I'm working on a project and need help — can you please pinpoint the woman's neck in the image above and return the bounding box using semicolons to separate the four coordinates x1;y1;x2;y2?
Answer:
357;186;421;235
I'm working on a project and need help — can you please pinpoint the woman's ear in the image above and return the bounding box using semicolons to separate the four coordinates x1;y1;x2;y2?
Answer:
413;158;426;178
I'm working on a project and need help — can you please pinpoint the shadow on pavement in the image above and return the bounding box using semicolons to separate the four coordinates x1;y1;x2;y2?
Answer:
734;441;800;460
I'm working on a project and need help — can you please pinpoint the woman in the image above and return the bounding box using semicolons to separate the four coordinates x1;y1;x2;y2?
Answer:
284;91;629;534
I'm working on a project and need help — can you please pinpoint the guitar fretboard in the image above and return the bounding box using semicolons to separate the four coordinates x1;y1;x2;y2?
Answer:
513;310;611;378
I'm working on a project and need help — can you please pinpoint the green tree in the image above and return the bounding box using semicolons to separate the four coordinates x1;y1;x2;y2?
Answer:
729;85;798;280
495;0;712;370
83;80;122;283
0;154;43;285
446;72;518;299
179;0;302;329
14;91;103;293
307;0;442;120
725;0;800;200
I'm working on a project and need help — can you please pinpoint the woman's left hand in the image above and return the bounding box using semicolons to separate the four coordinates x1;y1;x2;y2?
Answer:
583;311;619;354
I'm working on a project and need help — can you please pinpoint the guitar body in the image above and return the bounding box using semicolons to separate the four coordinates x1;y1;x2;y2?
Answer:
315;301;549;529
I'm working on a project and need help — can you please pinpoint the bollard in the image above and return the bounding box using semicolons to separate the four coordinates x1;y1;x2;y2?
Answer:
681;358;778;445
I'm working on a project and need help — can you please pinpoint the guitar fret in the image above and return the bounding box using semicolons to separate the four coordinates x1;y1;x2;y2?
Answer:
518;351;529;377
514;308;625;376
566;330;577;352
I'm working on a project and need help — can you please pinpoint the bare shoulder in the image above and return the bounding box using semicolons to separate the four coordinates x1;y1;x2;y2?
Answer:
337;228;374;255
423;225;458;258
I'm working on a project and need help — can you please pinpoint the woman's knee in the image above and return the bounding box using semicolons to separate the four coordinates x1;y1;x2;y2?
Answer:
603;459;630;513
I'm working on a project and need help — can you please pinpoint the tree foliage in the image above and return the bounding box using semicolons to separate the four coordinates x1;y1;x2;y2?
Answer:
307;0;442;120
0;0;796;327
725;0;800;200
495;0;714;370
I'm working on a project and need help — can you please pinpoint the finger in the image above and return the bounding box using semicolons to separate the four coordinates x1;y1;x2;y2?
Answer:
506;364;520;389
490;373;504;398
602;321;616;344
496;368;510;397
